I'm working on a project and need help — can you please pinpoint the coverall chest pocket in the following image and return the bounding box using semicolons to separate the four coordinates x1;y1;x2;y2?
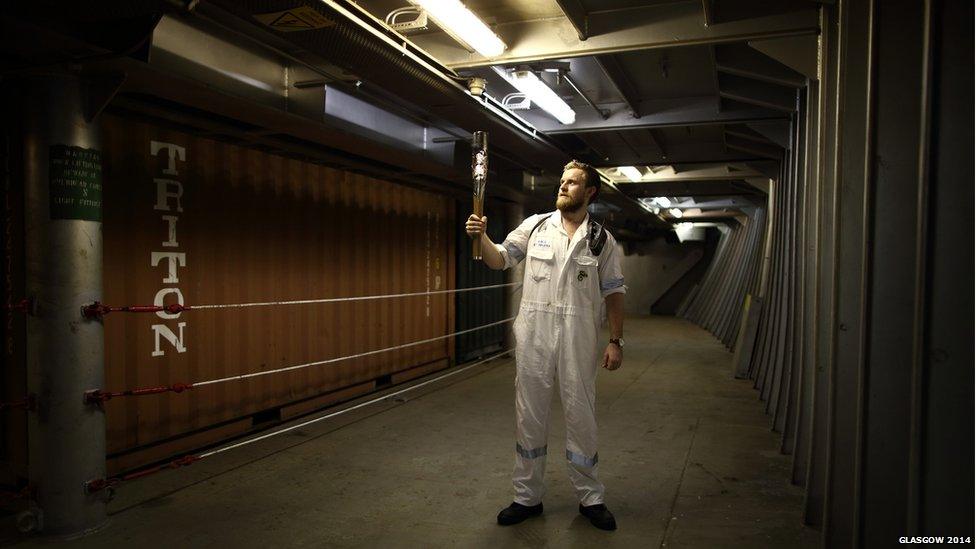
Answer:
573;254;599;292
527;247;554;282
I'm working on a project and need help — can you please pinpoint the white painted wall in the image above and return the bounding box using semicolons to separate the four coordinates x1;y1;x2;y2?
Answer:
617;238;705;316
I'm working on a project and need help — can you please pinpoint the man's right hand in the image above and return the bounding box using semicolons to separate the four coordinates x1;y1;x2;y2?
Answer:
466;214;488;239
465;214;505;269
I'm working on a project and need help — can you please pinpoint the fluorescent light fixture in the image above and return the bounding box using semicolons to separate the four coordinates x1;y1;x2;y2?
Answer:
495;68;576;124
618;166;643;182
408;0;506;57
669;208;683;218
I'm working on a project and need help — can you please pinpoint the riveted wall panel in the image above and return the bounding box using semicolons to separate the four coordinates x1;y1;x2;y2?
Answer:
680;209;766;351
920;0;974;535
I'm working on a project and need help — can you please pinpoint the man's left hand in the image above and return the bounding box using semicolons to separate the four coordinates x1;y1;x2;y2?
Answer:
601;344;622;371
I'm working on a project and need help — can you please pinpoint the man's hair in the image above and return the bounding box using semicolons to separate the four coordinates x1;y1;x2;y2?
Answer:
563;160;602;203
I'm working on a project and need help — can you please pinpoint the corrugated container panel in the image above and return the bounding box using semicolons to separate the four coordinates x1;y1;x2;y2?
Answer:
455;201;508;362
100;114;454;460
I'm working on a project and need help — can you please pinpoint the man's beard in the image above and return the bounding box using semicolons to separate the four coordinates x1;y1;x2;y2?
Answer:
556;193;585;212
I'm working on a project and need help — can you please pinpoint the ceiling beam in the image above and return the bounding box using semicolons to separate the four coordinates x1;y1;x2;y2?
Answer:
576;132;611;162
411;4;820;69
716;44;807;87
647;129;667;158
588;143;777;167
725;134;783;159
746;120;791;148
701;0;715;27
748;35;819;80
718;74;797;112
724;124;780;146
553;0;589;41
596;55;642;117
707;45;722;112
675;210;749;220
669;197;752;209
622;180;767;197
600;163;767;183
615;131;643;159
612;128;666;160
524;96;787;134
745;161;781;179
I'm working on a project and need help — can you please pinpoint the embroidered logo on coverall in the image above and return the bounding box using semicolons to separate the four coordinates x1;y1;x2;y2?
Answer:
577;270;588;281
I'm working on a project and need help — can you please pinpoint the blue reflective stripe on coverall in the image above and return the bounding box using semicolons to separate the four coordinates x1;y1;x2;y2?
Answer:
496;210;626;507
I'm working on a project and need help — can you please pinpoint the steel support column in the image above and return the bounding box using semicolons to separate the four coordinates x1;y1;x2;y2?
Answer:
17;72;107;535
804;2;841;529
792;78;821;488
824;0;874;543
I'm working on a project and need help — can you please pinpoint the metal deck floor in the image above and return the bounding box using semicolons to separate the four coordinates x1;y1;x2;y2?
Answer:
10;315;819;548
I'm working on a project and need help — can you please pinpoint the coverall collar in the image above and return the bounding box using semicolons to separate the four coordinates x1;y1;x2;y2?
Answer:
550;208;590;251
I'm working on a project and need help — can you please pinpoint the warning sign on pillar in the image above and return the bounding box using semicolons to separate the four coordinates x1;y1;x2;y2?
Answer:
253;6;335;32
49;144;103;222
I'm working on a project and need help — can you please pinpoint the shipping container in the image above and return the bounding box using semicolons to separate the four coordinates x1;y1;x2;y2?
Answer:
99;114;455;471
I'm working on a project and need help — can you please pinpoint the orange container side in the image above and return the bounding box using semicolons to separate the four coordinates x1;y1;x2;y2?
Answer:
100;114;455;462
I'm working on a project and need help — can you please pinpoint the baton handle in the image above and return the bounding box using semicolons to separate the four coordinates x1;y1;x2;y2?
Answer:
472;200;484;260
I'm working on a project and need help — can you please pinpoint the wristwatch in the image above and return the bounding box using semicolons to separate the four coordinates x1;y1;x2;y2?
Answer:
609;338;625;348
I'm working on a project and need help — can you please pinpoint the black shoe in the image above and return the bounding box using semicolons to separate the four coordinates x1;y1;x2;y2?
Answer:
497;502;543;525
579;503;617;531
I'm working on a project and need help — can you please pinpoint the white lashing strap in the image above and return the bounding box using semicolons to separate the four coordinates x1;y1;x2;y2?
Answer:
199;348;514;459
192;316;516;387
190;282;521;310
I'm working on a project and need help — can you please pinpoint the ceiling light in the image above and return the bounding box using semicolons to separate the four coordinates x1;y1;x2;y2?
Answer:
408;0;506;58
653;196;672;208
495;68;576;124
674;222;705;243
618;166;643;182
669;208;683;218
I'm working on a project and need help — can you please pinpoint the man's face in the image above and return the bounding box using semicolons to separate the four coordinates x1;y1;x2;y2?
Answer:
556;168;593;212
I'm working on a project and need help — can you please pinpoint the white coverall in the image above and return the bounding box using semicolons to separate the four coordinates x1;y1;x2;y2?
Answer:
495;209;626;507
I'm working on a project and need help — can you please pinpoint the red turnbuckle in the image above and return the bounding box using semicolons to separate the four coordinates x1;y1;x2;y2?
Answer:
124;455;201;481
86;454;201;492
84;383;193;404
82;302;112;319
169;455;200;468
4;298;33;315
0;394;35;412
0;485;34;504
82;302;189;319
84;477;119;494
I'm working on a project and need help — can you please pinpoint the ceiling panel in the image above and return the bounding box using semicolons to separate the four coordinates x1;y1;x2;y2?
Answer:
655;124;727;146
615;46;717;99
579;0;698;13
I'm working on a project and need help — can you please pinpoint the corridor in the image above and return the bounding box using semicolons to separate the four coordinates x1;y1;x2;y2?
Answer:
8;316;816;548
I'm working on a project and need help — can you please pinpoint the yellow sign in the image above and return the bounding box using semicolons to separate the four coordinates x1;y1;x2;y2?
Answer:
253;6;334;32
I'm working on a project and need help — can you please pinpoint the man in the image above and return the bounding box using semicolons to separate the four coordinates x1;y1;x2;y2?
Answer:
465;160;626;531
